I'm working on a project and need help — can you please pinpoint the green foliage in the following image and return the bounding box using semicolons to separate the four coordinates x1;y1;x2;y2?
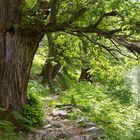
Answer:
87;54;134;104
60;82;140;140
5;81;46;131
58;70;78;89
22;91;45;127
31;38;47;75
104;78;133;104
89;60;134;104
25;0;37;8
28;80;49;96
0;121;20;140
134;117;140;139
12;111;33;131
70;95;77;106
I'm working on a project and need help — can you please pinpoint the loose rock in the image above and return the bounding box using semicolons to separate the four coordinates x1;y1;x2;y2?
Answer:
76;117;91;123
43;124;52;129
61;130;75;138
68;135;84;140
42;132;58;140
82;127;99;139
52;109;68;118
83;122;97;128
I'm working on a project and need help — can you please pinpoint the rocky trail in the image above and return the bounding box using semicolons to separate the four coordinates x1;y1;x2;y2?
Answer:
23;95;100;140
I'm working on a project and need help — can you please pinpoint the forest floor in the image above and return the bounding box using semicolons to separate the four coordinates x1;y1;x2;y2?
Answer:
24;94;100;140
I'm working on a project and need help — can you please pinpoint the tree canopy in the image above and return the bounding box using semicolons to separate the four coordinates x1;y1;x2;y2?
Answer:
22;0;140;56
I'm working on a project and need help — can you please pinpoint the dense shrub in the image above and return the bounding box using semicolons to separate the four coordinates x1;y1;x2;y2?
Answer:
103;78;133;104
22;92;45;127
60;82;140;140
28;80;49;96
0;120;20;140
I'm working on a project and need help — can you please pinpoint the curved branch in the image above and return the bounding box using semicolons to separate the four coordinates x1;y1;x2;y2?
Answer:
93;11;120;27
112;35;140;54
61;7;87;26
81;33;119;60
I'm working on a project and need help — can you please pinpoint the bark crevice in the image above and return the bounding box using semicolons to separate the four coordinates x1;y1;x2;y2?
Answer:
0;31;43;113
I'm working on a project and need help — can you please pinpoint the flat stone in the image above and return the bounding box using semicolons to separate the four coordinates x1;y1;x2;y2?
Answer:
82;127;99;137
68;135;84;140
76;117;91;123
43;124;52;129
51;123;61;128
43;132;59;140
33;130;46;140
53;116;62;120
34;134;43;140
61;130;74;138
35;130;47;135
52;109;68;118
82;135;93;140
83;122;97;128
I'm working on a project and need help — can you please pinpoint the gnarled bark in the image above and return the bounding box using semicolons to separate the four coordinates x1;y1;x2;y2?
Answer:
0;32;43;118
0;0;44;119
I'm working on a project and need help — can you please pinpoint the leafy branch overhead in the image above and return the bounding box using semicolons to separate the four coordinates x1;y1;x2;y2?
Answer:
24;0;140;57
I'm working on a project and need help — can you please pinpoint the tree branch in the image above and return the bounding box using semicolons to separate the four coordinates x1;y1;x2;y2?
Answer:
93;11;118;27
44;22;122;38
41;8;139;56
49;0;59;24
111;35;140;54
81;33;119;60
73;27;121;36
61;7;87;26
110;39;139;60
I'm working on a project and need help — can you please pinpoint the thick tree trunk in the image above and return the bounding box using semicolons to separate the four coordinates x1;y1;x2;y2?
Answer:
0;0;44;120
0;32;43;118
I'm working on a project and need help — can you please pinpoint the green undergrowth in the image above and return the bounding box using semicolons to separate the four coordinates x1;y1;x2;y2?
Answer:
28;80;49;96
20;80;47;129
0;120;21;140
60;82;140;140
0;80;47;139
30;46;46;75
24;78;140;140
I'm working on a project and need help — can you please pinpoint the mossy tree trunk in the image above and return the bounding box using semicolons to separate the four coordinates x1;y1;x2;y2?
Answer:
0;0;43;119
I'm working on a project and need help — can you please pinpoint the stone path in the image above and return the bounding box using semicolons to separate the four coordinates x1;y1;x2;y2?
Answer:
23;96;100;140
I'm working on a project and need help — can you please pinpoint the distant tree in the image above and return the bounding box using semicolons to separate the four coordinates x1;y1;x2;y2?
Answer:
40;33;62;87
